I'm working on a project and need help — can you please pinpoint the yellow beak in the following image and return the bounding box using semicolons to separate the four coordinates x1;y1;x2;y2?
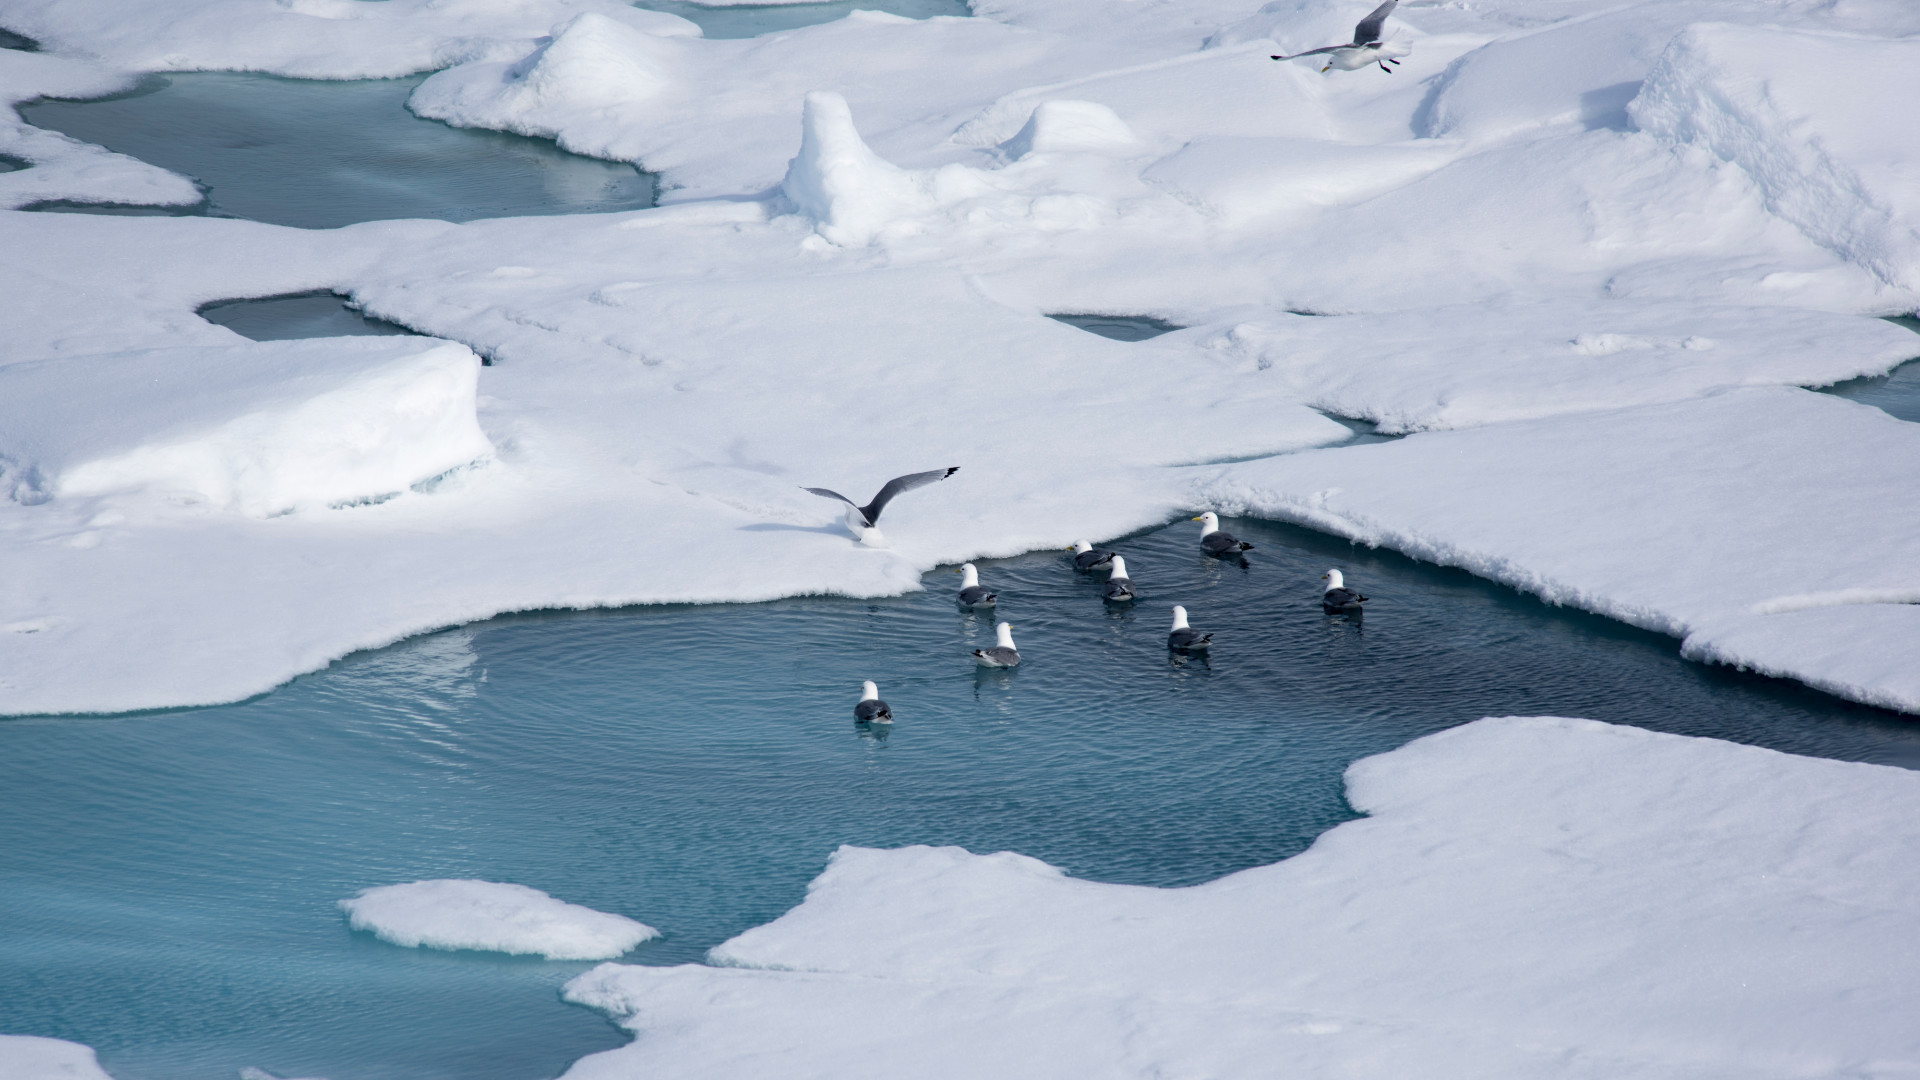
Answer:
1190;516;1204;521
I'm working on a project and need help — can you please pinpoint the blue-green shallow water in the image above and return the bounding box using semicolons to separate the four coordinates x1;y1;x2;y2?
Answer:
198;291;419;343
1816;316;1920;423
18;73;656;229
3;519;1917;1080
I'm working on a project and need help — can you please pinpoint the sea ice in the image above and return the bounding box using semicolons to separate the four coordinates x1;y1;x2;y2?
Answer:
0;1035;113;1080
560;717;1920;1078
1194;387;1920;711
339;879;658;961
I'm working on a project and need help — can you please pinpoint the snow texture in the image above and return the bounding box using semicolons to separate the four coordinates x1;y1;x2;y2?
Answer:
4;0;1920;714
339;879;658;961
560;717;1920;1078
0;1036;113;1080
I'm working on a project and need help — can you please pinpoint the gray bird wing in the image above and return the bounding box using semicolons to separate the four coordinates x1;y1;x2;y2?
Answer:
802;486;862;522
860;467;959;525
1353;0;1397;44
1324;587;1365;606
1273;43;1347;59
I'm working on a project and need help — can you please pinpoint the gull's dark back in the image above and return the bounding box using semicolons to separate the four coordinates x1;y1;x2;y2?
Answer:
1353;0;1397;44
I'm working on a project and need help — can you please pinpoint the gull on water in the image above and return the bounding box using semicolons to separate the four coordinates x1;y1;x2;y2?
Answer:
1270;0;1407;73
1321;568;1370;612
972;622;1022;668
1167;605;1212;652
1104;555;1138;602
1068;540;1116;572
1194;512;1254;556
802;467;958;546
854;681;893;724
956;563;997;609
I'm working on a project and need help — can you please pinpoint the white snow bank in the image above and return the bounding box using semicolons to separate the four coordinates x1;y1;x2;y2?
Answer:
0;337;491;516
998;99;1134;160
782;91;953;245
1631;23;1920;292
340;879;657;960
563;717;1920;1078
0;0;695;80
1194;386;1920;711
0;1036;113;1080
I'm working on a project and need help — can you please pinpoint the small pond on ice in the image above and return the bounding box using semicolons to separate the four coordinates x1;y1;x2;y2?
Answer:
4;519;1916;1080
20;73;657;228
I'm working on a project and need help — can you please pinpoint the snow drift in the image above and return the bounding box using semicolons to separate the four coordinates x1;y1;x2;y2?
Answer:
340;879;657;961
0;337;491;516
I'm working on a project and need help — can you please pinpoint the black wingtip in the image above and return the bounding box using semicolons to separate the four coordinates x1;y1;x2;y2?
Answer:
1238;542;1254;551
1270;54;1285;60
944;466;959;477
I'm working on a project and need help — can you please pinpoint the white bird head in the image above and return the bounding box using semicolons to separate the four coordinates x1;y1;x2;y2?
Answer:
1170;605;1190;630
995;622;1016;649
1324;569;1345;590
959;563;980;587
1191;512;1219;536
1070;540;1092;554
1109;555;1129;578
861;680;880;701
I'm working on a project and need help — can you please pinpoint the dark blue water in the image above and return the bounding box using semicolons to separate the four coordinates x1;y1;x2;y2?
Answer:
198;291;419;342
1816;317;1920;423
18;73;656;228
4;519;1915;1080
1048;312;1184;341
0;26;38;51
637;0;970;39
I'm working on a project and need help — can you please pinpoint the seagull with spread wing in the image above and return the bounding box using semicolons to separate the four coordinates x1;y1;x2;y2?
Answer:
1271;0;1407;73
802;467;959;546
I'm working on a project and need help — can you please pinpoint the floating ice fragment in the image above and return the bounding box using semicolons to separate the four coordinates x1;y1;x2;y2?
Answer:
340;879;658;961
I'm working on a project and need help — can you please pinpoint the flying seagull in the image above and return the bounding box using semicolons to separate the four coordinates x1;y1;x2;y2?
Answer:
1271;0;1406;73
972;622;1022;668
957;563;997;609
1321;568;1370;613
854;681;893;724
1194;512;1254;556
803;467;958;546
1104;555;1138;602
1167;605;1213;652
1068;540;1116;572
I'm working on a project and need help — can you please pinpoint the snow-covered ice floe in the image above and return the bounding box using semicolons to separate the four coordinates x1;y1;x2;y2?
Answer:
0;1035;114;1080
558;717;1920;1078
1192;387;1920;713
339;879;657;961
5;0;1920;715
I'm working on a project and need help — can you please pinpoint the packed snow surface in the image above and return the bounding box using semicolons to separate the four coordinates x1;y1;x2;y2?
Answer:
560;717;1920;1078
3;0;1920;714
339;879;658;961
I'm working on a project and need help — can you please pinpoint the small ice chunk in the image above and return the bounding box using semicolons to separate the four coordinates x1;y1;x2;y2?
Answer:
339;879;658;961
999;100;1135;160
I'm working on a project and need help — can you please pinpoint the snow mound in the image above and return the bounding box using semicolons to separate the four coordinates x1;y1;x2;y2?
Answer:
561;717;1920;1077
998;100;1135;160
0;337;491;516
781;91;953;245
408;12;685;162
0;1035;114;1080
340;879;657;961
1631;23;1920;291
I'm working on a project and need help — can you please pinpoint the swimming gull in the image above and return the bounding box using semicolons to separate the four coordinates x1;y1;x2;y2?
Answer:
1193;512;1254;556
1270;0;1407;73
957;563;997;609
1068;540;1116;572
1104;555;1138;602
803;466;958;546
972;622;1022;668
1167;605;1213;652
1321;568;1370;612
854;680;893;724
